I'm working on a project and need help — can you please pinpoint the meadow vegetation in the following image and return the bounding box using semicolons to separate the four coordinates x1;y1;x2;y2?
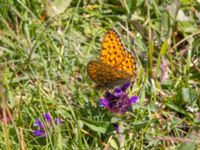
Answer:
0;0;200;149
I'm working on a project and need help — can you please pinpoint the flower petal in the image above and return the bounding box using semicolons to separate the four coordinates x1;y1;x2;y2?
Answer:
33;130;46;137
105;91;116;101
43;112;52;122
121;83;131;91
113;123;119;133
33;118;44;129
55;118;64;125
100;98;110;109
114;87;123;97
129;96;138;104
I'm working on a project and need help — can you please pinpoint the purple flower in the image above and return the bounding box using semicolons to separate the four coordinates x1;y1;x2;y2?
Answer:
55;118;64;125
33;118;44;129
34;130;46;137
43;112;52;122
113;123;119;133
33;112;64;137
99;83;138;114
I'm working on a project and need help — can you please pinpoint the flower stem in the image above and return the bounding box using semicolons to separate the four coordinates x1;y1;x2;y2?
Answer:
117;123;125;149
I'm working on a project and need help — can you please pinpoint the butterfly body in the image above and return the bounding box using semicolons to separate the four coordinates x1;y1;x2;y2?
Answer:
87;29;136;88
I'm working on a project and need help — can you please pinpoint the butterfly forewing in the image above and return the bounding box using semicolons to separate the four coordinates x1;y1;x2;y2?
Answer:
100;29;126;67
87;29;137;88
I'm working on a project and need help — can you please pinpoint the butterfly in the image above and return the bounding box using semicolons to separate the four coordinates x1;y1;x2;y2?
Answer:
87;29;136;88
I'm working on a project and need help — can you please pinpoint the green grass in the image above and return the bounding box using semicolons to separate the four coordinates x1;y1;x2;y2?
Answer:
0;0;200;149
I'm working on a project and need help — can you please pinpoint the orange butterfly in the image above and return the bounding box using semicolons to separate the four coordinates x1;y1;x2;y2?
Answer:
87;29;136;88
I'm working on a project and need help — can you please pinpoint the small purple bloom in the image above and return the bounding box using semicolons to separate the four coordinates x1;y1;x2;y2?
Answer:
33;118;44;129
33;112;64;137
121;83;131;91
105;91;117;101
113;123;119;133
99;83;138;114
43;112;52;122
34;130;46;137
55;118;64;125
130;96;138;104
100;98;110;109
114;88;123;97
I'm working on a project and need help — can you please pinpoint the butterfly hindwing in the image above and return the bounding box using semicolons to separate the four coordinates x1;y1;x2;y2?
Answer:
87;60;132;87
116;51;137;76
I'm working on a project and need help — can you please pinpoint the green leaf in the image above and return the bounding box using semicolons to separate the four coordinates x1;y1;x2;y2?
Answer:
156;40;169;73
182;88;191;103
166;103;193;119
80;118;109;134
109;138;119;149
177;142;197;150
132;121;149;131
